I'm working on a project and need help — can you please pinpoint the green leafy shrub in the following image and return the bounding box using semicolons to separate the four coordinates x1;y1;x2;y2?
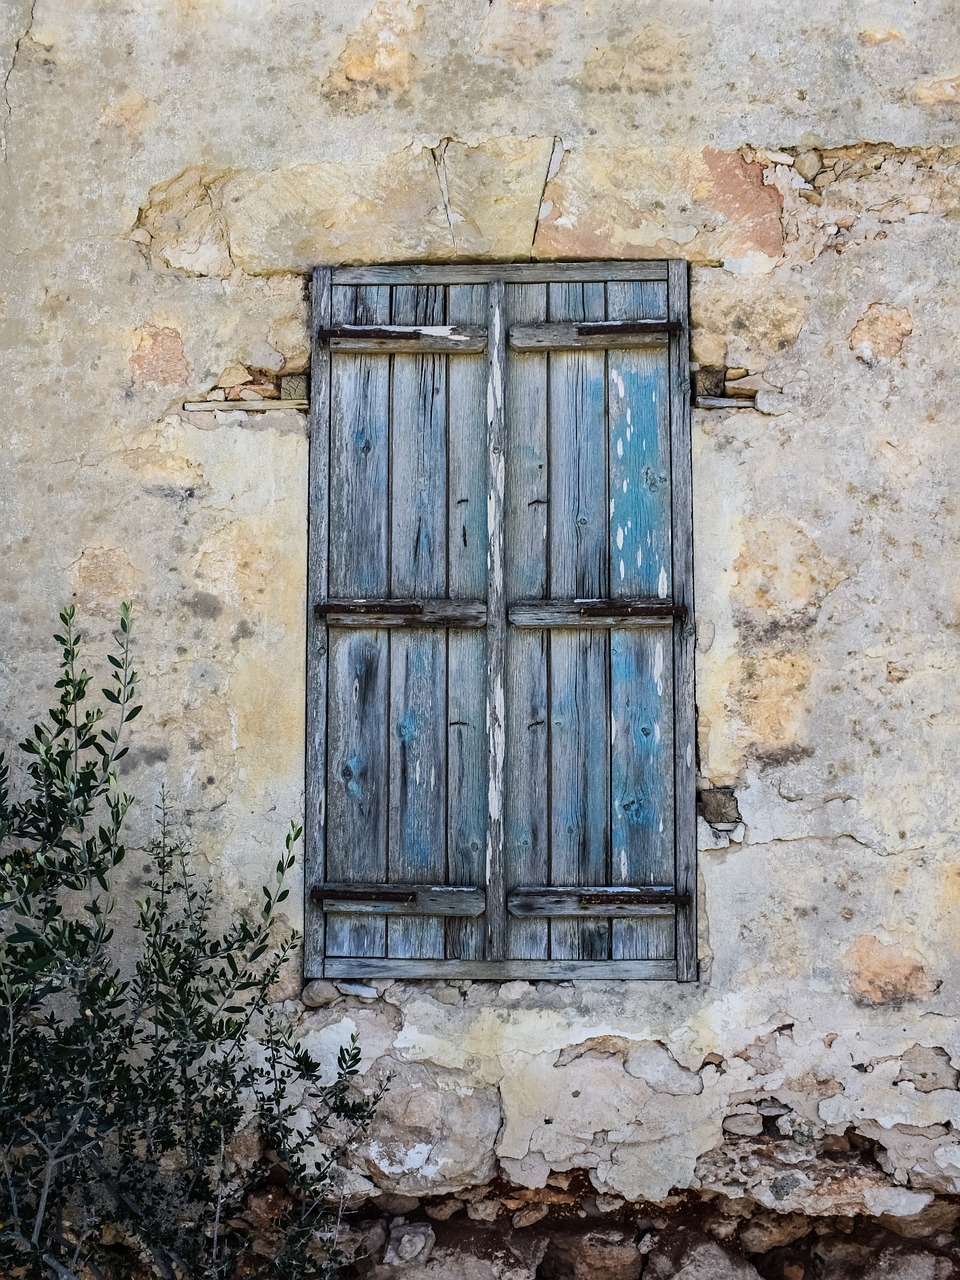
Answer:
0;606;381;1280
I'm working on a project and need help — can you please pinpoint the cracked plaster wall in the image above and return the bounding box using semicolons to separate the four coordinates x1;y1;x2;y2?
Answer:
2;0;960;1237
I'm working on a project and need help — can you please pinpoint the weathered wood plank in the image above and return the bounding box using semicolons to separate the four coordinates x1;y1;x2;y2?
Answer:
328;287;390;598
607;285;672;603
388;632;447;958
324;958;678;980
510;322;676;351
505;283;549;603
390;285;447;597
549;631;610;959
305;267;332;979
312;883;485;916
316;600;486;628
485;280;508;962
324;630;389;958
182;400;308;412
447;286;489;600
695;395;757;409
446;630;487;959
385;284;449;961
332;263;670;286
445;287;489;961
668;259;698;982
641;278;669;323
322;284;393;961
609;628;676;960
606;279;676;960
506;630;550;959
321;324;487;352
330;283;356;317
548;282;610;961
549;281;608;601
509;601;679;628
508;886;685;917
504;281;549;961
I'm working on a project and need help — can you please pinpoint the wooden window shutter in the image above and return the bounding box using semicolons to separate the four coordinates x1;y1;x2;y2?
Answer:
306;263;695;982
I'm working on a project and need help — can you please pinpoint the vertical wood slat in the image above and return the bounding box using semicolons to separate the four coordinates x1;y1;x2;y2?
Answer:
669;260;697;981
644;275;677;963
390;285;447;597
549;631;610;960
446;284;488;960
388;285;448;959
485;280;508;961
445;630;486;960
549;282;608;599
607;280;675;961
606;282;672;601
305;267;332;978
609;630;675;960
328;286;391;598
548;282;610;961
388;634;447;958
505;283;549;603
447;285;488;599
326;285;393;961
325;631;389;957
641;279;668;322
505;283;549;960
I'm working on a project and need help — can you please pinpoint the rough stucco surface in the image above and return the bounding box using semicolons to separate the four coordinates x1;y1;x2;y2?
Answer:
3;0;960;1269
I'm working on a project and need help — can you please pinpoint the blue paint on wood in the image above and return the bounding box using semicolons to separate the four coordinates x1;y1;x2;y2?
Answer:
606;280;672;602
325;628;389;958
389;632;447;958
549;630;610;960
610;626;676;960
328;287;390;597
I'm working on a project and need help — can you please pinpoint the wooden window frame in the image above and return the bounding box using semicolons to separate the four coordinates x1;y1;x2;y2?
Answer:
305;262;696;982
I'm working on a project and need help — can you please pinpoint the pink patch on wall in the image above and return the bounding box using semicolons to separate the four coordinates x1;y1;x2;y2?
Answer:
702;148;784;259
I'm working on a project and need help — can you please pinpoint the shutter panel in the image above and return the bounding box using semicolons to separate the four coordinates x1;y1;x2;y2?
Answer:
307;264;695;981
502;278;682;967
313;279;490;971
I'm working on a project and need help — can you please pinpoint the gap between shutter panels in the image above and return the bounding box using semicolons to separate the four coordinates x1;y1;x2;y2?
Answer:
308;265;694;980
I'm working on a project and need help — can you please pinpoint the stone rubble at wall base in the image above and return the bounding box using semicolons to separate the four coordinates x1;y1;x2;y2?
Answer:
331;1196;960;1278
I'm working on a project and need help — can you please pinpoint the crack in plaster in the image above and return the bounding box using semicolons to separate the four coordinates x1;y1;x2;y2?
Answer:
531;135;566;257
1;0;37;163
430;138;458;253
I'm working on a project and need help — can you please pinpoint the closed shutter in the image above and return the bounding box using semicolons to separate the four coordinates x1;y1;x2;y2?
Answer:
306;263;695;982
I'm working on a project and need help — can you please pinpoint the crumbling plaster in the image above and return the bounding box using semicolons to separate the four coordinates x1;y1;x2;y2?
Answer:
2;0;960;1245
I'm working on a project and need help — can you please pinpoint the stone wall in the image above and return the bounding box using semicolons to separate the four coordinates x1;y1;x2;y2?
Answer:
2;1;960;1275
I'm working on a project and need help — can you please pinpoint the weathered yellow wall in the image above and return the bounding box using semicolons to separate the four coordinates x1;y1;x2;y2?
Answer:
3;0;960;1265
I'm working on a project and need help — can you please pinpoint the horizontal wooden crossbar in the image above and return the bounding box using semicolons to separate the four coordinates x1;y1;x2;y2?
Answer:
510;321;678;351
315;600;487;628
509;600;684;628
319;325;487;352
330;262;670;285
508;886;688;918
322;958;678;980
312;884;486;916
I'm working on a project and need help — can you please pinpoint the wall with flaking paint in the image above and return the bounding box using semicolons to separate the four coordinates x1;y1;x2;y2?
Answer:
2;1;960;1273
